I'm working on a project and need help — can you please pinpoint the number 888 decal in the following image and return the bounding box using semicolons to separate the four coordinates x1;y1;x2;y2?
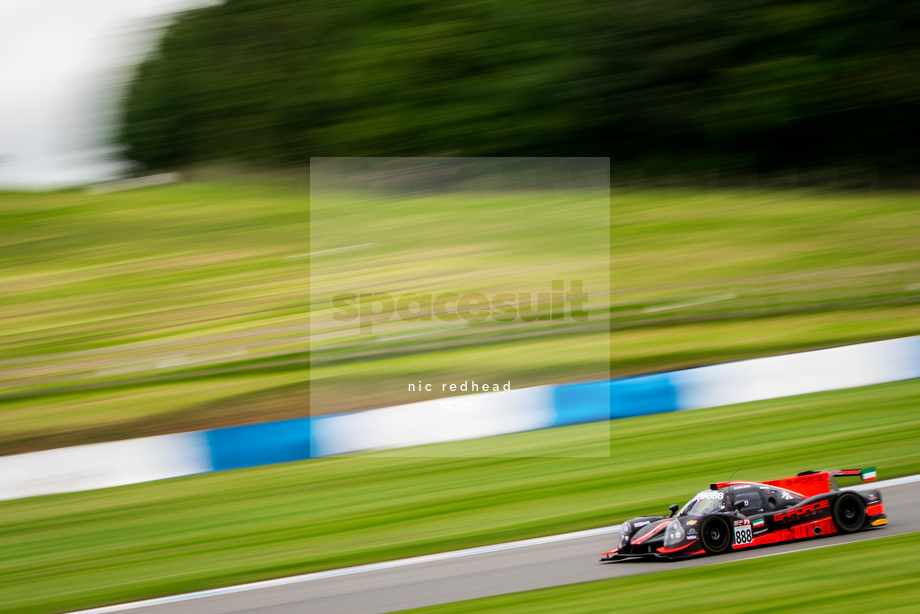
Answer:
733;519;754;545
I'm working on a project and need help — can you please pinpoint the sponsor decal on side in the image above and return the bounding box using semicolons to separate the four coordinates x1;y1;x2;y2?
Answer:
774;499;830;524
686;520;697;525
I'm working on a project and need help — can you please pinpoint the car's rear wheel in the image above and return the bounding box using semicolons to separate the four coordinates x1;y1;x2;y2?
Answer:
833;493;866;533
700;517;731;554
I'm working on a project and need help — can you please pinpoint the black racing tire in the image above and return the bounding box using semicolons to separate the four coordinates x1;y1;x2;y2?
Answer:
833;493;866;533
700;516;731;554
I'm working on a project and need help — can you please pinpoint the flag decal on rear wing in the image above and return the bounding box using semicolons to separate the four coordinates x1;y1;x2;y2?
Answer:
831;467;877;483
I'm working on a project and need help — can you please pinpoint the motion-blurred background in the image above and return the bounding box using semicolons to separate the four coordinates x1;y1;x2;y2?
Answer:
2;0;918;454
4;0;920;187
2;1;920;613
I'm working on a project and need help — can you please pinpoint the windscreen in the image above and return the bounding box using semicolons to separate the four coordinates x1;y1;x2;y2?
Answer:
681;490;727;516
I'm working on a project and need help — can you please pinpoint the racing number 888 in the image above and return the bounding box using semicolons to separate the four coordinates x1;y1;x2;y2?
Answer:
733;524;753;545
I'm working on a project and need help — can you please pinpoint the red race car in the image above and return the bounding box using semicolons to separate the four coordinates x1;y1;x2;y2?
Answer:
602;468;886;561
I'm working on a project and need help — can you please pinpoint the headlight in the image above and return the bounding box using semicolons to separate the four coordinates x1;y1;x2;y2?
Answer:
619;522;631;547
663;520;685;547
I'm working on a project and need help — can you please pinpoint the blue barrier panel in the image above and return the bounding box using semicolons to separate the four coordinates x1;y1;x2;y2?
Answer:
552;374;679;427
206;417;312;472
609;373;680;419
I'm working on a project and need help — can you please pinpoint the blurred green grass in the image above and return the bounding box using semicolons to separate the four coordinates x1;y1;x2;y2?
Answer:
1;378;918;614
2;184;920;453
403;532;920;614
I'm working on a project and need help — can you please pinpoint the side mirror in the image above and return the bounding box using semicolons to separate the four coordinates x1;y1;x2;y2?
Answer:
668;504;679;518
735;501;746;512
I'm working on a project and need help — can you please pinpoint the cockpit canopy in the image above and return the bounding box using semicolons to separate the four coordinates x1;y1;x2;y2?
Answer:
681;483;805;517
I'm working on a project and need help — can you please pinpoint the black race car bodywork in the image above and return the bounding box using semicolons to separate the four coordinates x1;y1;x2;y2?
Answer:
601;468;886;561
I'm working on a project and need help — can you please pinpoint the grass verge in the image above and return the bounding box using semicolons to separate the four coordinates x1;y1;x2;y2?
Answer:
3;184;920;452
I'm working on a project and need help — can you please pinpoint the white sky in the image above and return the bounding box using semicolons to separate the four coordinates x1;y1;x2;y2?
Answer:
0;0;217;189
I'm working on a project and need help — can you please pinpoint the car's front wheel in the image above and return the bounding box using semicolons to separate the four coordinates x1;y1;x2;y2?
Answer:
700;517;731;554
833;493;866;533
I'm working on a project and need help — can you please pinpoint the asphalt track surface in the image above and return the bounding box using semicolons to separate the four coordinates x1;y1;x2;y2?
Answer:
75;479;920;614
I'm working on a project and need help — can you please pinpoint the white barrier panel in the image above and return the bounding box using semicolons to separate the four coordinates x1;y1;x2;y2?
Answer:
672;336;920;410
0;433;211;501
311;386;555;457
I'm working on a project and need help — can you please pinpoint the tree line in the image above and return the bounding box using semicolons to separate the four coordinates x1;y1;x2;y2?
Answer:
122;0;920;175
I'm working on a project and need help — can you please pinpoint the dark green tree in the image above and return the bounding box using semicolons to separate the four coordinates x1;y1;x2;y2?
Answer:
121;0;920;173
